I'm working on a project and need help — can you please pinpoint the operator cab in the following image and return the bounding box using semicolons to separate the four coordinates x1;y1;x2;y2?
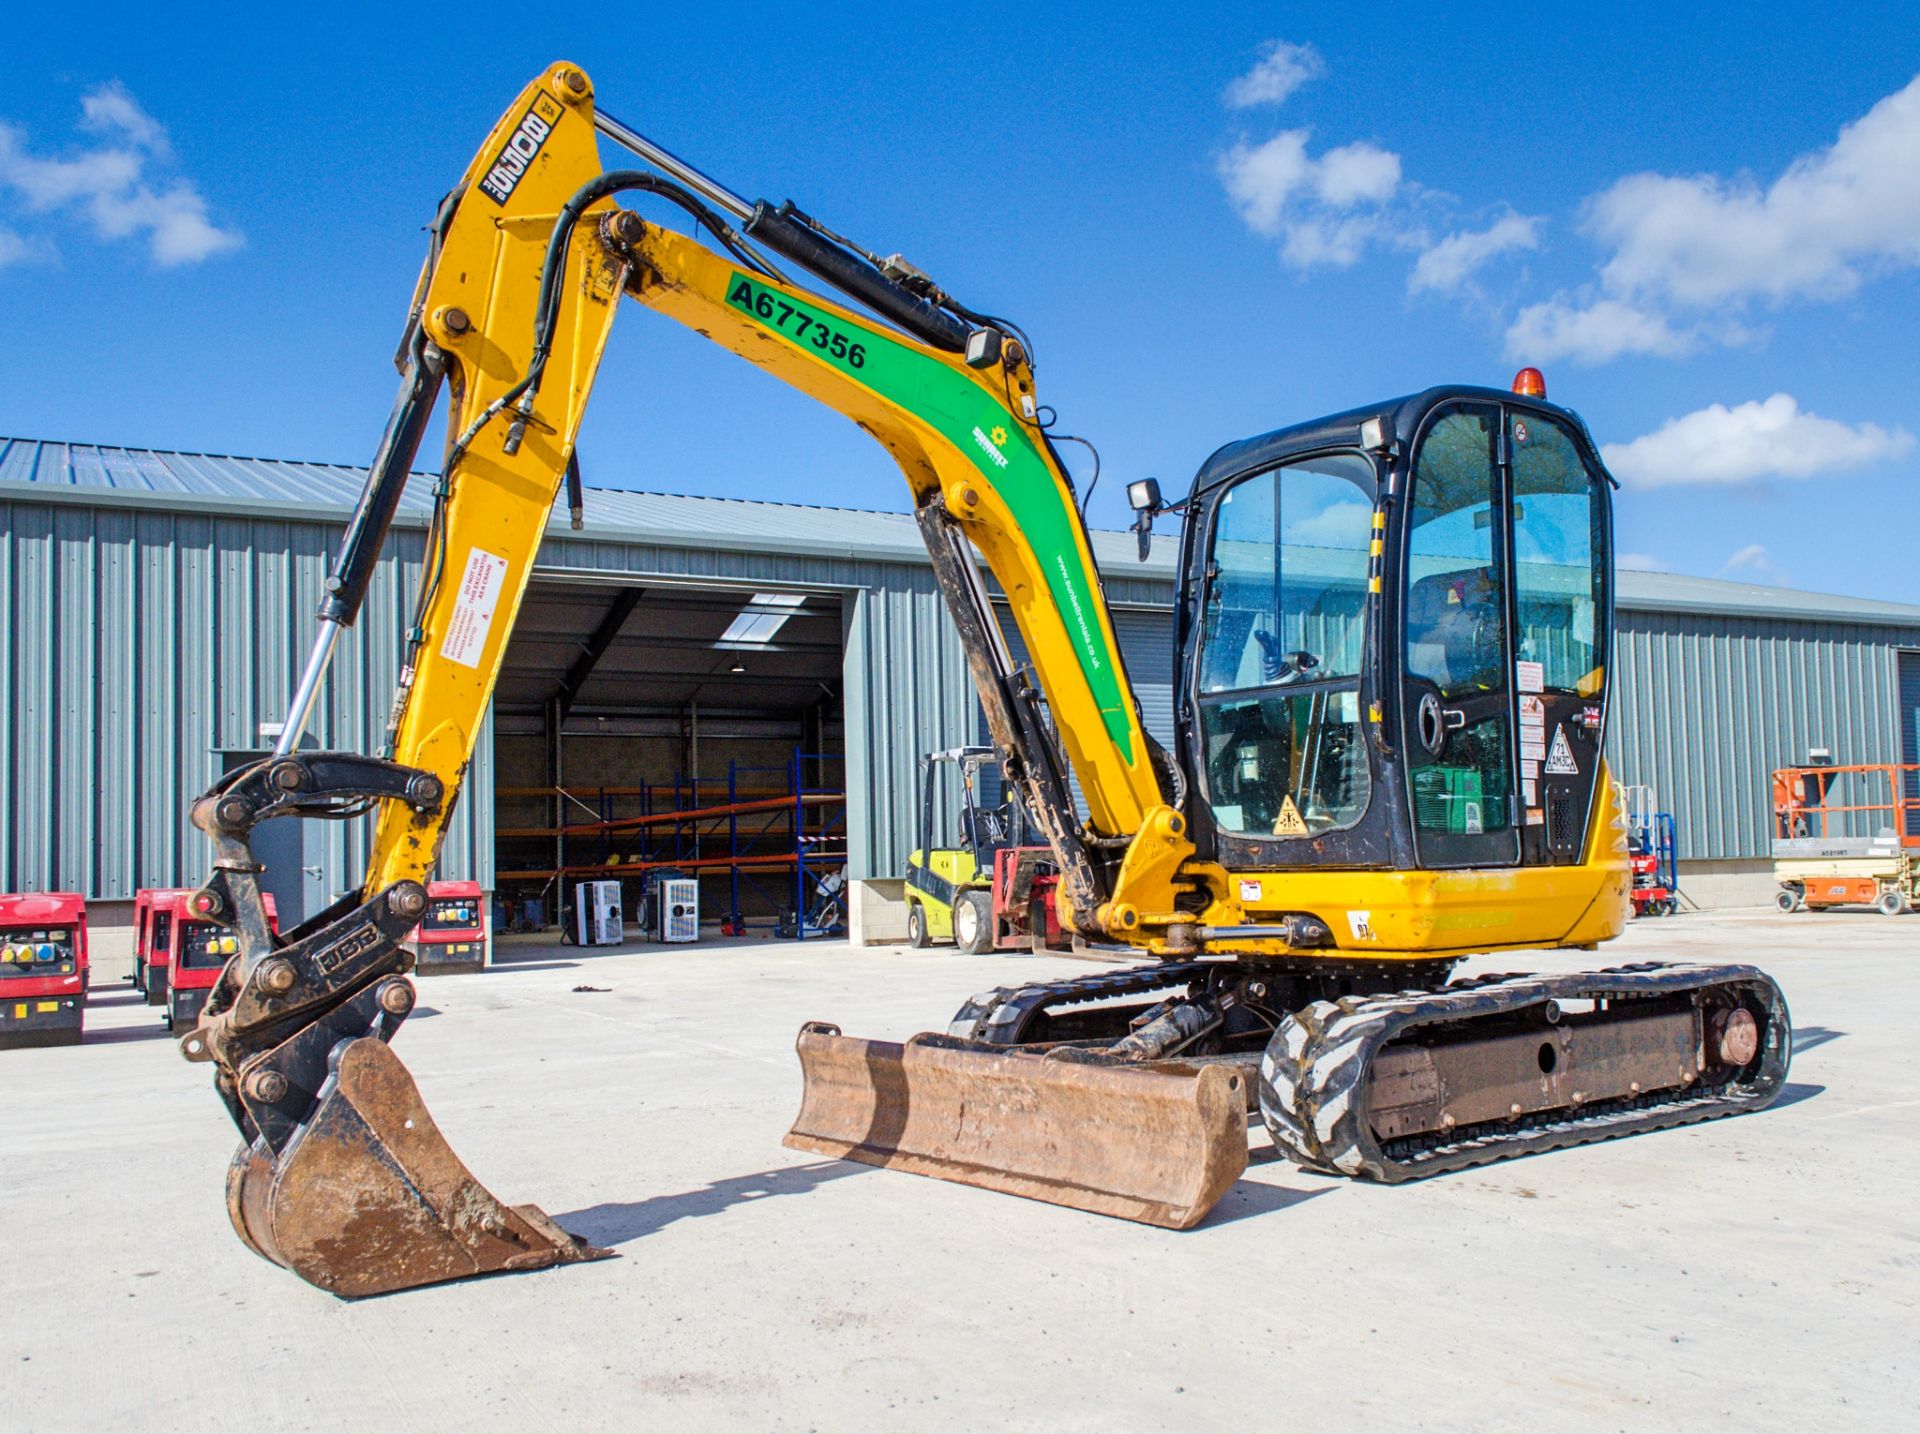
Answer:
1173;378;1612;874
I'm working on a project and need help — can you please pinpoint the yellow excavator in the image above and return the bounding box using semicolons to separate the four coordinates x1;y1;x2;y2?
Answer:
177;64;1790;1297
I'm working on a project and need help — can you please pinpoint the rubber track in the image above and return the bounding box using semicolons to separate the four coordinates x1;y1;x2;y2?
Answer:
946;962;1218;1045
1257;961;1792;1183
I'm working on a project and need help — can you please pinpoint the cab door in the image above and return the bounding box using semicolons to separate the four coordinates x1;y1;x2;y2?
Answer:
1507;409;1610;862
1400;404;1519;867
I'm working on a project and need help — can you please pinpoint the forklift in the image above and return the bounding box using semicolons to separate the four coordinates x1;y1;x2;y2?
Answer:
903;747;1068;954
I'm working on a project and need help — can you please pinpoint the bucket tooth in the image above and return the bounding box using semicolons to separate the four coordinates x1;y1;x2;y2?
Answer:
785;1022;1248;1229
229;1037;610;1298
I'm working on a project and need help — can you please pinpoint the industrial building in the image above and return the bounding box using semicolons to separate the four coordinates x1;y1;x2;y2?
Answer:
4;433;1919;957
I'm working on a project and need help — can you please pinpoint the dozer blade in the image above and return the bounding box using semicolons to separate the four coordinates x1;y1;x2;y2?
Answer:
785;1022;1248;1229
228;1037;610;1298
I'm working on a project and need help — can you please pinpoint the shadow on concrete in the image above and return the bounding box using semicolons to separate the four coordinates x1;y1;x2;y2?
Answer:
487;959;582;973
83;988;149;1008
558;1160;872;1247
1199;1149;1333;1225
1791;1026;1844;1053
1769;1081;1826;1111
83;1022;175;1045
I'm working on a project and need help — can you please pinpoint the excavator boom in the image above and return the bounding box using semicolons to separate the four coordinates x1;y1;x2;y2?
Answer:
179;63;1221;1296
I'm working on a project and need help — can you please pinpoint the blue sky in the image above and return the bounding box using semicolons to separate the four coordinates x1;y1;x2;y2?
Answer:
3;3;1917;602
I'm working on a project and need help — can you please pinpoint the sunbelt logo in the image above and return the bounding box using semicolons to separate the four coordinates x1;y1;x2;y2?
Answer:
971;425;1009;469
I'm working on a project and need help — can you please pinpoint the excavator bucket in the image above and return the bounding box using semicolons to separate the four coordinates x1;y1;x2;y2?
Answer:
226;1037;609;1298
785;1022;1249;1228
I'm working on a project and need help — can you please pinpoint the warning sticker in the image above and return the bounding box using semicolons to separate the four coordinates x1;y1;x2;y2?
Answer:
1346;910;1375;942
1526;807;1545;826
1515;660;1544;694
1273;795;1309;837
440;548;510;669
1238;878;1262;904
1463;802;1484;834
1522;779;1537;806
1522;736;1545;763
1544;724;1579;775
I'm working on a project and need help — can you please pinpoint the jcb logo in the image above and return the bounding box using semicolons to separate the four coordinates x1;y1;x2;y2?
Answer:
478;95;564;205
314;923;382;976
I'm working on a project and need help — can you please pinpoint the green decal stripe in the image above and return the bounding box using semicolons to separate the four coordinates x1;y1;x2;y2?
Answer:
725;273;1135;764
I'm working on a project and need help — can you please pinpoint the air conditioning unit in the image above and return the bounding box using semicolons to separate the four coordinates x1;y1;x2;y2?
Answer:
573;880;624;946
660;878;698;943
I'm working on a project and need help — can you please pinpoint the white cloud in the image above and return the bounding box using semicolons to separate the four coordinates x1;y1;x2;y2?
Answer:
1224;40;1325;109
1218;131;1403;269
1720;544;1788;584
1616;552;1668;572
79;80;170;156
1216;47;1539;287
1315;141;1400;207
1507;296;1694;365
0;226;33;267
1511;73;1920;361
1600;393;1915;489
1287;498;1373;547
0;83;240;267
1409;212;1542;295
1595;73;1920;308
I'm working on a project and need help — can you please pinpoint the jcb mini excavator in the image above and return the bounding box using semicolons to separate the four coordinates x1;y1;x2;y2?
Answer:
177;64;1790;1297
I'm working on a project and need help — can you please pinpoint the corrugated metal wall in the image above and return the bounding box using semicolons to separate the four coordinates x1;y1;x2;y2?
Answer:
0;499;490;899
9;485;1919;895
1900;651;1920;839
1606;611;1918;860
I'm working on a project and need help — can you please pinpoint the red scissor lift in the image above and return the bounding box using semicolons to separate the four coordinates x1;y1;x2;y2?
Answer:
407;879;488;975
0;892;89;1048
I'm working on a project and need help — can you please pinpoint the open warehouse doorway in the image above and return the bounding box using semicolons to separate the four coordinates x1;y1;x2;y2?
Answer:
490;576;848;941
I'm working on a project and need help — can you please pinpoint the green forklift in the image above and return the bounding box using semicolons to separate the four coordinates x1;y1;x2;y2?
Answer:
904;747;1068;954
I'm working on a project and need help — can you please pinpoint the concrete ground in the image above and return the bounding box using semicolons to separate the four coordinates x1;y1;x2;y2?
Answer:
3;911;1914;1433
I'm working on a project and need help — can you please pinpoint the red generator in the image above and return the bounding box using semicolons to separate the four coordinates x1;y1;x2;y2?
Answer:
133;887;191;1003
163;892;278;1031
407;880;488;975
0;892;89;1048
990;847;1072;953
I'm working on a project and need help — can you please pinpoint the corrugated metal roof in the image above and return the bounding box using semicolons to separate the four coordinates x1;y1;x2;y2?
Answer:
6;434;1919;628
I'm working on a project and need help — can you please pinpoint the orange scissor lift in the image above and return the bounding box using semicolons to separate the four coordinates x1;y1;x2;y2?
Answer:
1771;756;1920;914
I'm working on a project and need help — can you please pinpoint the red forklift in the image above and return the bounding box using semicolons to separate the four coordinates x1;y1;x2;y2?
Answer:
406;879;489;975
0;892;89;1048
143;888;278;1029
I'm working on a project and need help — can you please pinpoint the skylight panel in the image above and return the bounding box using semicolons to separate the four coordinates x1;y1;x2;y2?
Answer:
718;592;806;645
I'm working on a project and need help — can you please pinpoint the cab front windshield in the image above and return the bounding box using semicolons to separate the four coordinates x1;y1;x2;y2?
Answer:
1196;452;1374;839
